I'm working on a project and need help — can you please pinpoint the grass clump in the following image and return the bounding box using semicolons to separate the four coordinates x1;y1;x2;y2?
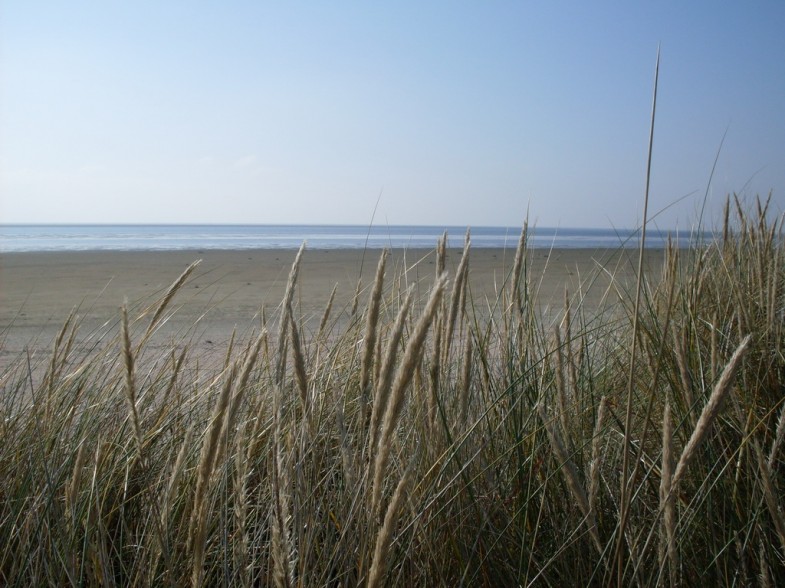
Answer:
1;197;784;586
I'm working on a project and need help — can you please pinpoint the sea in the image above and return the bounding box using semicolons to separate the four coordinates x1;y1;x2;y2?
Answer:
0;224;707;253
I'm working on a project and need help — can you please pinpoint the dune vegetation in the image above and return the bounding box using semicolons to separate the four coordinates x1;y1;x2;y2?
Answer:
1;196;784;586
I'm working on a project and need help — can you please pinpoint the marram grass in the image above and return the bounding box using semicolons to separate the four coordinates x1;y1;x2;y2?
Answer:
1;198;785;586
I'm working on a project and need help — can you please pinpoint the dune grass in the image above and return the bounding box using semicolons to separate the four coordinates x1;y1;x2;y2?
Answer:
1;197;784;586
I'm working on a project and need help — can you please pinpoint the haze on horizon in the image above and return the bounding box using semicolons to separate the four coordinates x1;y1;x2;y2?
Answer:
1;1;783;230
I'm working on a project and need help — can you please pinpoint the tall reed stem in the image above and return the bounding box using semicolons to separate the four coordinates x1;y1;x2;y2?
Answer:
615;46;659;584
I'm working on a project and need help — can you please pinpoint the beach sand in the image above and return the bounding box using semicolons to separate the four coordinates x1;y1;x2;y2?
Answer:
0;247;665;370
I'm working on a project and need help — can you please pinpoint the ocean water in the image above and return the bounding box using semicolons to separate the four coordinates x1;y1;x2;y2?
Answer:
0;224;706;253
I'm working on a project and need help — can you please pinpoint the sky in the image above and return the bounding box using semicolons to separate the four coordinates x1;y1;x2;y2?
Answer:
1;1;784;229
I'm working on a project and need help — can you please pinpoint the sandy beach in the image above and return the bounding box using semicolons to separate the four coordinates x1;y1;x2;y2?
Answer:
0;246;664;369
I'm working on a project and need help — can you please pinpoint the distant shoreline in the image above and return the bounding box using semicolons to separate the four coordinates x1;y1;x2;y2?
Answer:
0;224;706;253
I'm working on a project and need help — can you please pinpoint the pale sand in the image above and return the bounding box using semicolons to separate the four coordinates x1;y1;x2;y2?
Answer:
0;247;665;370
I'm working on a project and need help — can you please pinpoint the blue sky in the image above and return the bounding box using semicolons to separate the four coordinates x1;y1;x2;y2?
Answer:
1;1;783;229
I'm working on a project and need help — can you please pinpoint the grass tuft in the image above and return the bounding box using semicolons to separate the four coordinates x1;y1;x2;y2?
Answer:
1;201;784;585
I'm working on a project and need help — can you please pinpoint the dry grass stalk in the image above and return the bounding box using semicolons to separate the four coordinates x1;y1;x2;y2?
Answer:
509;222;528;311
759;538;772;588
733;533;748;586
361;250;389;423
121;303;144;458
457;257;469;337
413;360;424;410
459;336;473;424
662;237;679;296
659;393;677;587
537;402;601;554
368;466;412;588
289;304;309;409
149;424;195;580
710;313;719;383
428;313;443;430
734;194;747;237
223;328;237;371
163;424;194;528
336;404;355;491
768;402;785;470
443;231;470;365
563;289;579;401
436;231;447;278
372;275;446;517
588;396;607;517
767;247;781;338
217;332;265;464
66;440;88;517
44;308;76;394
271;426;294;588
270;316;294;588
615;53;659;584
374;329;383;398
755;443;785;559
672;334;752;488
672;326;693;413
350;278;362;318
276;243;305;385
153;345;188;429
368;285;415;462
139;259;201;351
317;283;338;339
552;327;570;438
190;362;238;587
90;441;112;582
233;419;250;588
245;378;274;469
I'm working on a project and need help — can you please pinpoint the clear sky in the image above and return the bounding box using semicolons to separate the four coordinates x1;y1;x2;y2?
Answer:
1;1;783;229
